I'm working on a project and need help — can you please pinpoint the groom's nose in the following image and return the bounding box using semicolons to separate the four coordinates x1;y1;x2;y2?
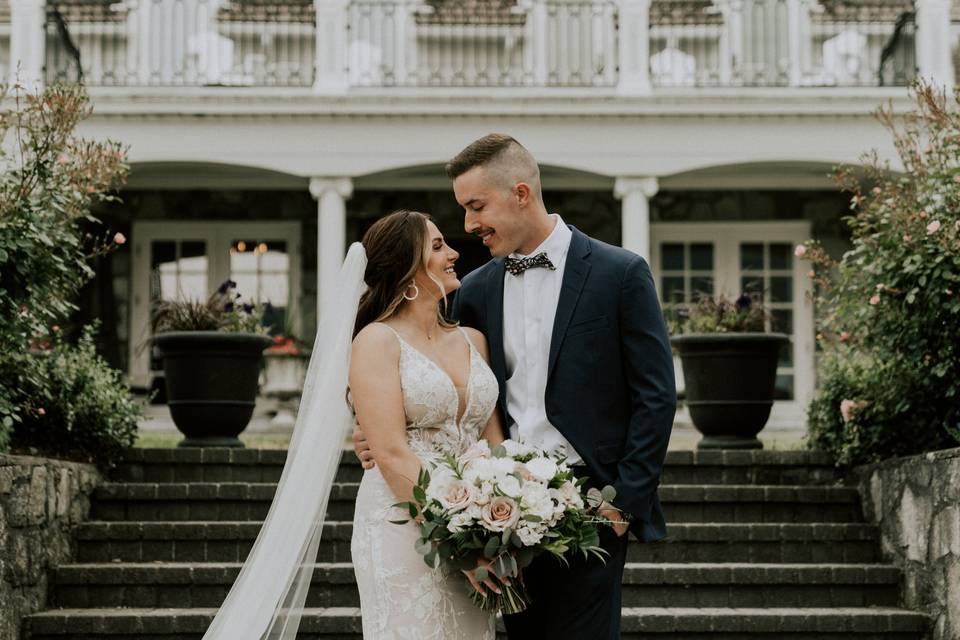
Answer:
464;211;479;234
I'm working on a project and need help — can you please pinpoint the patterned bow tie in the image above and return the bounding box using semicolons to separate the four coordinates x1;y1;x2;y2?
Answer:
504;252;556;276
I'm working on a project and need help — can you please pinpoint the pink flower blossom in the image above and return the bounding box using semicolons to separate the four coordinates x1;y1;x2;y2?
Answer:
947;289;954;296
903;234;911;242
918;210;927;218
37;408;46;417
840;400;858;423
872;187;882;195
870;295;881;305
876;283;885;291
56;154;69;165
114;232;126;245
51;325;60;333
839;331;850;342
807;270;815;278
926;220;942;235
794;244;807;258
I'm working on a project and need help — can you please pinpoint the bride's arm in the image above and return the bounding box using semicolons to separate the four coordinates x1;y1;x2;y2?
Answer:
349;324;421;503
463;327;505;447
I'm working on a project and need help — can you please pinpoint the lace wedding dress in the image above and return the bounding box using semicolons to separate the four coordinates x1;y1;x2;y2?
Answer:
351;325;499;640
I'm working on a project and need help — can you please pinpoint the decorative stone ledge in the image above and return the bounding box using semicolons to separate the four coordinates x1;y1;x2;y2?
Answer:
856;447;960;640
0;453;102;640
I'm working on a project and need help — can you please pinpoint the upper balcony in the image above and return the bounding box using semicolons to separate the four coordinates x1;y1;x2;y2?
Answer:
0;0;954;96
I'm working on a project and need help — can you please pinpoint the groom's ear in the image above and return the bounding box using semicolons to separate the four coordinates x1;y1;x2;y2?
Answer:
513;182;532;207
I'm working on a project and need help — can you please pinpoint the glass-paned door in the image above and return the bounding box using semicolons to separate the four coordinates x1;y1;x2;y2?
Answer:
651;222;814;427
130;222;301;388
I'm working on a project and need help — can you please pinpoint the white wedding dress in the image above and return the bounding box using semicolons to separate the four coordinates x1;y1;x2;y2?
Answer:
351;325;499;640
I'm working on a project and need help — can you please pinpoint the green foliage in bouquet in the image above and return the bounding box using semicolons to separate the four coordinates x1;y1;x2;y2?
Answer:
800;83;960;465
668;293;770;335
0;82;138;461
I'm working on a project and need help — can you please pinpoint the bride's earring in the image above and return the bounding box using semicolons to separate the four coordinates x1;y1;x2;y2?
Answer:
403;283;420;301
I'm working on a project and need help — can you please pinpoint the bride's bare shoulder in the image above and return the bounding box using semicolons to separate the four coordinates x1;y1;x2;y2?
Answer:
460;326;491;359
352;322;400;357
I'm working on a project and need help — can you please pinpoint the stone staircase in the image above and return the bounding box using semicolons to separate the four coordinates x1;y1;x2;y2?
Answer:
23;448;930;639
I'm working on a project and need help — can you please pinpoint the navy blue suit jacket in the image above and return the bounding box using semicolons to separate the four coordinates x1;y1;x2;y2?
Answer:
450;226;676;542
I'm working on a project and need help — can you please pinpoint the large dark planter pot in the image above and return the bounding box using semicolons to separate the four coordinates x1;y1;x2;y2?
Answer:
153;332;273;447
670;332;790;450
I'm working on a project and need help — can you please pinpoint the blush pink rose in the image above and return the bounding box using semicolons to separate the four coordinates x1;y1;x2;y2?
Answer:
440;479;477;513
114;232;126;245
840;399;858;423
869;295;881;305
794;244;807;258
481;496;520;532
926;220;942;235
839;331;850;342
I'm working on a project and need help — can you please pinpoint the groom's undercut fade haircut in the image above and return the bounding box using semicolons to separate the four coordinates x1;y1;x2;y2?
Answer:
446;133;543;201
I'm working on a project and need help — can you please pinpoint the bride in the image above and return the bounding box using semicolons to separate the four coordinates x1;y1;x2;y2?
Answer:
349;210;503;639
201;210;502;640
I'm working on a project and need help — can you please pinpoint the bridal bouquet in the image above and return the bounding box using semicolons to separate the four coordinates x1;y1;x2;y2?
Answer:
391;439;616;614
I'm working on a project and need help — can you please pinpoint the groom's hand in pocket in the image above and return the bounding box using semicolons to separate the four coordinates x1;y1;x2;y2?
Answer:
352;423;375;470
599;502;630;537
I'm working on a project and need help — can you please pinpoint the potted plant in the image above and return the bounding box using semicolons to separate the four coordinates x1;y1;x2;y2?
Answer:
262;332;311;429
669;294;789;449
151;280;273;447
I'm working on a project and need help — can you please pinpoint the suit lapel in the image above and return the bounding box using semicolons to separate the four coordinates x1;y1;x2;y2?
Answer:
548;228;592;377
484;260;509;417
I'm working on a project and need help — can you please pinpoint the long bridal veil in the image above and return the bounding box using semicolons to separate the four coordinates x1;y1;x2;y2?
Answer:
203;242;367;640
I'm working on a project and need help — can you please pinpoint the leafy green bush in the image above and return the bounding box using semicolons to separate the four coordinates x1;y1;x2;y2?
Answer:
9;325;141;466
0;83;136;463
801;83;960;465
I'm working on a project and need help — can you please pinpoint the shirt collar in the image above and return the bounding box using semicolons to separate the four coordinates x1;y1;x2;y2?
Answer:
509;214;572;262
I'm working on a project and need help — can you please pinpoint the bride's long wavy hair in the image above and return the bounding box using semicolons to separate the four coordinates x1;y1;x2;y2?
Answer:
353;210;457;338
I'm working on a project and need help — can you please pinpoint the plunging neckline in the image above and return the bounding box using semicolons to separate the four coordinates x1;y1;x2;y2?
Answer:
390;326;475;428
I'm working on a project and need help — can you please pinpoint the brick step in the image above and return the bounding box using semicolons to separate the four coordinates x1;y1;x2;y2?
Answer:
50;562;902;609
24;607;929;639
91;482;863;523
112;448;841;486
75;521;880;564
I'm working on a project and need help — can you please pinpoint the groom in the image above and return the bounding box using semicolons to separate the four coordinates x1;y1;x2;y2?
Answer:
357;133;676;638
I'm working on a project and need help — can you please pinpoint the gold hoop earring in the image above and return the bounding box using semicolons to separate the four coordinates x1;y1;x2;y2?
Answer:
403;283;420;301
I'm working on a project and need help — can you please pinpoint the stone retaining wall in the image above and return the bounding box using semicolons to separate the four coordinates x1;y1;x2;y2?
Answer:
0;453;102;640
856;447;960;640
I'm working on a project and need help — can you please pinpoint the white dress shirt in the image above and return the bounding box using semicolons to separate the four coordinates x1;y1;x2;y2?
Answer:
503;214;582;465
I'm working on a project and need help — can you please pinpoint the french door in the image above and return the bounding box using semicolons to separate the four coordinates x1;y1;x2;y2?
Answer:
650;222;814;428
129;221;301;388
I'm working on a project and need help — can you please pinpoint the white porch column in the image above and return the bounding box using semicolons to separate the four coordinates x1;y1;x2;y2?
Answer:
616;0;651;94
314;0;350;93
9;0;47;90
915;0;954;91
310;177;353;321
614;176;658;260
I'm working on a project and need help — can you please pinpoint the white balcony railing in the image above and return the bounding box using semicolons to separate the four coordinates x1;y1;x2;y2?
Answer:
1;0;952;91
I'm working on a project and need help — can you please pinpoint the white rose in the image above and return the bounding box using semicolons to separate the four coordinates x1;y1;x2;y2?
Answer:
447;511;475;534
425;467;457;504
497;475;522;497
553;481;584;509
525;457;558;483
459;440;491;468
520;482;555;523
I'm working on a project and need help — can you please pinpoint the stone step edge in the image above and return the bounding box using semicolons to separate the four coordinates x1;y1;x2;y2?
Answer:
24;607;929;634
93;483;860;503
118;448;837;467
53;562;903;585
75;521;880;541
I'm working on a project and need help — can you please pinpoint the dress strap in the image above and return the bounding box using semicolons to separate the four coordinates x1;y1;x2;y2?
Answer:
458;326;478;354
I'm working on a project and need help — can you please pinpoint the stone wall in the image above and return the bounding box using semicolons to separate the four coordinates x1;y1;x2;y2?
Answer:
0;453;102;640
856;447;960;640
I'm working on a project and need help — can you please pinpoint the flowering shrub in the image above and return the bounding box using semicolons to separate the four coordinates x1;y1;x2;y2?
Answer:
668;293;769;334
800;83;960;465
0;83;136;461
151;280;272;334
8;324;141;467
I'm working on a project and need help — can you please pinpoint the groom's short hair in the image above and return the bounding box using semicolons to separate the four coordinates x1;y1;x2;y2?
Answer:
446;133;542;200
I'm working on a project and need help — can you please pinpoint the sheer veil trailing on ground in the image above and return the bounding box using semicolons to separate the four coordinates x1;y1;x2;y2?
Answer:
202;243;368;640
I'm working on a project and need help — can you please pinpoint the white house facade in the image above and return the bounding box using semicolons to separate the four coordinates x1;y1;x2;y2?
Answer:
2;0;955;428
